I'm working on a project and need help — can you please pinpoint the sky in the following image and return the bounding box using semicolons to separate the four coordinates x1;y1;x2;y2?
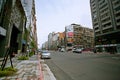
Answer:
35;0;92;48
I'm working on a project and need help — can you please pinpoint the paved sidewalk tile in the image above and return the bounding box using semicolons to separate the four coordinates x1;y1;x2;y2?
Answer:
0;55;42;80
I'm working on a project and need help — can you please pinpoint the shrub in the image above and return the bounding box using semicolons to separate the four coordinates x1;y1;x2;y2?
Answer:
29;51;34;57
18;56;29;60
0;67;17;77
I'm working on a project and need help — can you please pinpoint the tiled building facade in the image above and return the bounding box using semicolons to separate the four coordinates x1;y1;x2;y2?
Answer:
0;0;26;57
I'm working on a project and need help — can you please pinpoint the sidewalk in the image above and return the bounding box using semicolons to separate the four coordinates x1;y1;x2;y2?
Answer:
0;54;43;80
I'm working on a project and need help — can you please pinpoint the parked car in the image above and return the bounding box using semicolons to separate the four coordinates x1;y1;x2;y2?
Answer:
73;48;82;53
72;48;76;53
60;48;65;52
41;50;51;59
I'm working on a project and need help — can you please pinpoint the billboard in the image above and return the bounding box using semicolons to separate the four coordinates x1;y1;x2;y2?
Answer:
65;25;74;43
66;25;74;38
66;25;73;32
67;32;73;37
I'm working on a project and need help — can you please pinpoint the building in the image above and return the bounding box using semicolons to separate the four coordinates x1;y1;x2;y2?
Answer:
30;0;37;50
65;24;94;51
21;0;37;52
90;0;120;53
48;32;65;50
42;41;48;50
57;32;65;48
0;0;26;57
48;32;54;50
52;32;59;50
48;32;56;50
73;24;94;48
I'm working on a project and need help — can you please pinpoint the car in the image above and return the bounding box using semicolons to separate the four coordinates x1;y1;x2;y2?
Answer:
60;48;65;52
73;48;82;53
72;48;76;52
41;50;51;59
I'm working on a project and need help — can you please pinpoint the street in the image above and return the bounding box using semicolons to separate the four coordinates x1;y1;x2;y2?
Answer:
44;51;120;80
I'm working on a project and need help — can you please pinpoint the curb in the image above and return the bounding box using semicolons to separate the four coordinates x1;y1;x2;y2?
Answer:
42;63;56;80
37;55;44;80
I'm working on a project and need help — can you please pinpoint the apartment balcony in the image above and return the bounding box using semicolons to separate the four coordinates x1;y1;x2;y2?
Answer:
99;5;108;12
116;22;120;26
92;8;97;12
102;20;111;26
112;0;119;4
95;29;100;33
99;2;107;9
102;25;112;30
93;21;99;26
113;1;120;8
115;9;120;14
116;15;120;20
101;14;110;21
94;24;99;28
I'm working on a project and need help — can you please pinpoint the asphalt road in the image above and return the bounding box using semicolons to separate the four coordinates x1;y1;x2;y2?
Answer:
44;51;120;80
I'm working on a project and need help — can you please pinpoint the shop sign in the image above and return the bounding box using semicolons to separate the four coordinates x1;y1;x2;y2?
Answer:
0;26;6;36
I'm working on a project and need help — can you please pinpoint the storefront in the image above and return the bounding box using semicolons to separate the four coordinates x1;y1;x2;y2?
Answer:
96;44;120;54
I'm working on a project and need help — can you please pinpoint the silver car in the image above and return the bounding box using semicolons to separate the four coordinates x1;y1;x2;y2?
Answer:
41;50;51;59
73;48;82;53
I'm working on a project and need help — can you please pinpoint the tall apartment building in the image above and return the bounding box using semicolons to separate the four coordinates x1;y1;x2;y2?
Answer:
90;0;120;53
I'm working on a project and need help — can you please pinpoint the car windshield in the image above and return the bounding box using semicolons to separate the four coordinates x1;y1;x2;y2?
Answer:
42;51;48;53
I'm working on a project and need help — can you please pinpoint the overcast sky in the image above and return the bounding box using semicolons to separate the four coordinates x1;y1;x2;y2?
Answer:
35;0;92;48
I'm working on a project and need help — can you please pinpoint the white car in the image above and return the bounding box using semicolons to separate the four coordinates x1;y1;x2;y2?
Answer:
41;50;51;59
73;48;82;53
60;48;65;52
